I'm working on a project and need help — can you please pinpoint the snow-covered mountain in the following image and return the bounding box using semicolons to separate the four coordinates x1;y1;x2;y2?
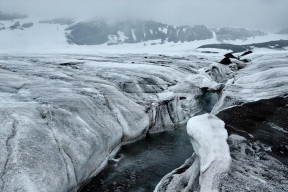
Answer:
211;27;267;42
276;27;288;34
65;20;213;45
1;14;287;50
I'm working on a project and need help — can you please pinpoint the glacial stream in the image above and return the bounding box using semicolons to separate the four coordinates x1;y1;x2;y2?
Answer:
79;125;193;192
78;91;219;192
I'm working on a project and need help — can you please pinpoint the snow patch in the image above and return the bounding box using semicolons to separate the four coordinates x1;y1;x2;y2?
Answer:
131;28;137;41
158;26;168;34
117;31;128;42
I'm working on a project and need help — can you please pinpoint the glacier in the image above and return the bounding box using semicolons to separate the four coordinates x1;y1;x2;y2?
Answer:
0;52;212;191
153;50;288;192
0;48;288;192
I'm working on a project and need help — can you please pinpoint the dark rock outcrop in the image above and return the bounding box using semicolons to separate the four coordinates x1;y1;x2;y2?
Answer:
21;22;33;28
219;57;232;65
217;97;288;164
198;40;288;53
246;40;288;49
224;53;237;59
240;59;250;63
240;50;252;57
199;44;247;53
9;21;20;30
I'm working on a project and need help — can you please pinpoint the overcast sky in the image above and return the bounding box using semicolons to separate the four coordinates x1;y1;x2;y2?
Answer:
0;0;287;32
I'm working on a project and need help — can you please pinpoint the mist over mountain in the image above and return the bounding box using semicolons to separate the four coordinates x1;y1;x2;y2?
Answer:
0;13;278;47
1;0;288;32
212;27;268;42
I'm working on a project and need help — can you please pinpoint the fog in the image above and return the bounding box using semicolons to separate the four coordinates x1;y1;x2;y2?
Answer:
1;0;288;32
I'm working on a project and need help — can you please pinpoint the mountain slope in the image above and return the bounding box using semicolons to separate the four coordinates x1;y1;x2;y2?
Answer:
212;27;267;42
276;27;288;34
1;15;288;51
65;20;213;45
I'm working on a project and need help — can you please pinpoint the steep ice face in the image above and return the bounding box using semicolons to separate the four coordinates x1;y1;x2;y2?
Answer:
155;114;231;192
187;114;231;192
186;114;230;174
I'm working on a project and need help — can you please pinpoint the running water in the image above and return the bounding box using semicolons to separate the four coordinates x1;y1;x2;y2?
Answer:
79;125;193;192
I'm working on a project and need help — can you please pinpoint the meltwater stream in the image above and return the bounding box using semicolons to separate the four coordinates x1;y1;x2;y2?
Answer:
79;125;193;192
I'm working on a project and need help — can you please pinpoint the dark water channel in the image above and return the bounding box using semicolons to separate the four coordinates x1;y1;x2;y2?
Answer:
79;125;193;192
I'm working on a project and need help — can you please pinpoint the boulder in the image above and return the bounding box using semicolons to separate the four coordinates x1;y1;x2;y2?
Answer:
224;52;237;59
219;57;232;65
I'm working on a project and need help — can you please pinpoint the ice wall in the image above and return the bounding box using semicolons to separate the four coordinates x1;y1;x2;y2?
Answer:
155;114;231;192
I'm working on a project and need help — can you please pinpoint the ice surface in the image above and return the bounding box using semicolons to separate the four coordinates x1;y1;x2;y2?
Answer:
212;50;288;114
155;49;288;192
1;35;287;191
0;53;209;191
